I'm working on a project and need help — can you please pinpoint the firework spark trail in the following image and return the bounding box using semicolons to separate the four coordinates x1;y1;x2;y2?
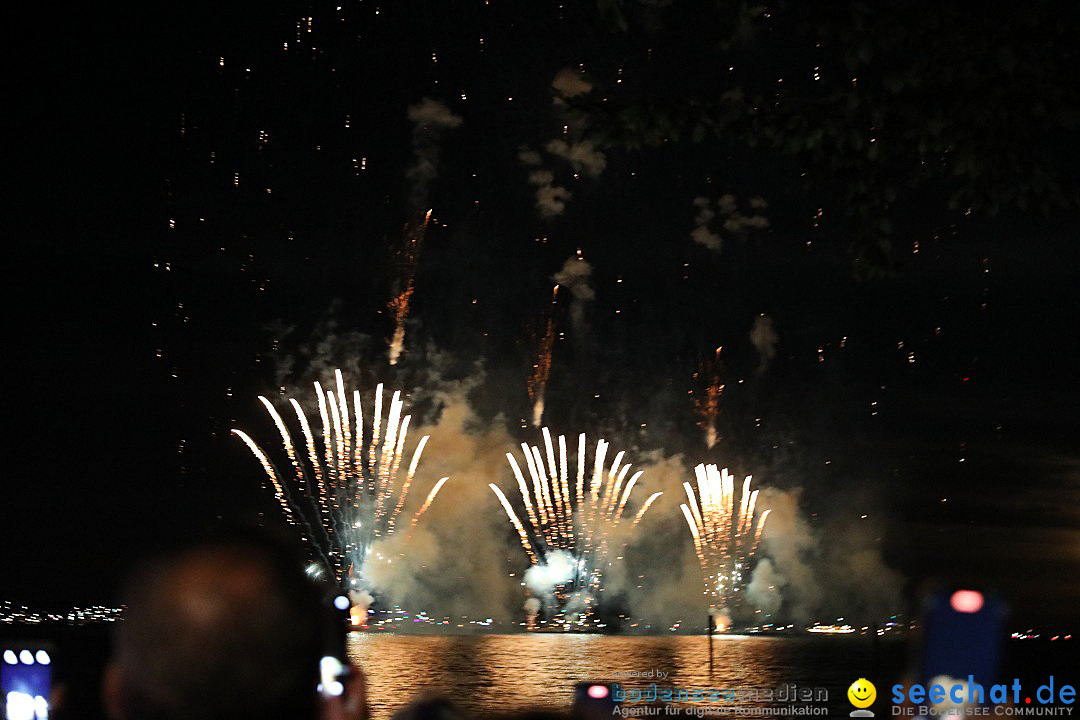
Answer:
694;347;725;449
231;428;332;570
558;434;572;543
328;391;345;505
388;211;432;366
388;435;429;530
527;285;559;427
252;396;333;554
522;444;550;537
632;492;663;527
585;439;608;546
410;476;449;529
506;453;541;534
490;429;661;621
234;370;449;591
231;429;296;527
488;483;538;564
614;470;644;522
375;392;404;520
368;383;383;483
290;398;329;526
352;390;363;486
335;371;352;478
314;383;331;471
388;415;411;500
257;397;305;492
576;433;586;506
679;463;770;614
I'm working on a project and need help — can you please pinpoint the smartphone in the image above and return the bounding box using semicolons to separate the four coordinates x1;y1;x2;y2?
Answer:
572;681;620;718
318;593;352;698
2;644;54;720
919;587;1007;689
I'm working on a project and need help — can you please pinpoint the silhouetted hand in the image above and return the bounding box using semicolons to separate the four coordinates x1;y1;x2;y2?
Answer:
323;663;370;720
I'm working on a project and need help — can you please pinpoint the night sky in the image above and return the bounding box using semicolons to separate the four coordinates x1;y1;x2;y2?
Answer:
8;1;1079;626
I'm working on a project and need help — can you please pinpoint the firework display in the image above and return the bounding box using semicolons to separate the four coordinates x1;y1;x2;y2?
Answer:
490;428;663;626
233;369;449;593
20;0;1064;672
231;372;781;631
680;463;770;620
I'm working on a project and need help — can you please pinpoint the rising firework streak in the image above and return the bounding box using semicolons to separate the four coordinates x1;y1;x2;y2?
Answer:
490;428;662;625
680;463;770;620
693;347;725;449
388;210;432;365
233;370;449;592
526;285;559;427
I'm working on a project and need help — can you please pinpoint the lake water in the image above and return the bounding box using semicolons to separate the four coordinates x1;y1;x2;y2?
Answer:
347;634;907;718
5;627;1071;719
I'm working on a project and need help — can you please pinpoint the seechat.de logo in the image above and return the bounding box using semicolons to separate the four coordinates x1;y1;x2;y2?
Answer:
849;678;878;717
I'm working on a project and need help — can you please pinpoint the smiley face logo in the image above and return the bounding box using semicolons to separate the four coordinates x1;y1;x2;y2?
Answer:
848;678;877;709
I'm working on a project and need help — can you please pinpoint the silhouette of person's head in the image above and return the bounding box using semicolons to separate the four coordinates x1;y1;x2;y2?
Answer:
104;532;325;720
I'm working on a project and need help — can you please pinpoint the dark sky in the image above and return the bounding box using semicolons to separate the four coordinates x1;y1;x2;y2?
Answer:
7;1;1079;625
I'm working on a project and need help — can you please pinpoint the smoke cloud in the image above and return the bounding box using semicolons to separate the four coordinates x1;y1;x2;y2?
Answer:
518;70;606;220
744;559;783;615
529;169;572;217
348;589;375;618
552;255;595;335
545;139;606;177
552;256;595;302
750;314;779;374
691;196;722;251
743;487;903;624
535;184;572;218
362;378;525;621
522;156;573;217
617;452;708;626
266;310;375;390
406;98;463;211
524;549;576;597
690;194;770;253
522;597;541;627
518;149;543;166
551;68;593;98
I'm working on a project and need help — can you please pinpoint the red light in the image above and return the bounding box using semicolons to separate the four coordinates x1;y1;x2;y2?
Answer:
950;589;984;613
587;685;610;699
